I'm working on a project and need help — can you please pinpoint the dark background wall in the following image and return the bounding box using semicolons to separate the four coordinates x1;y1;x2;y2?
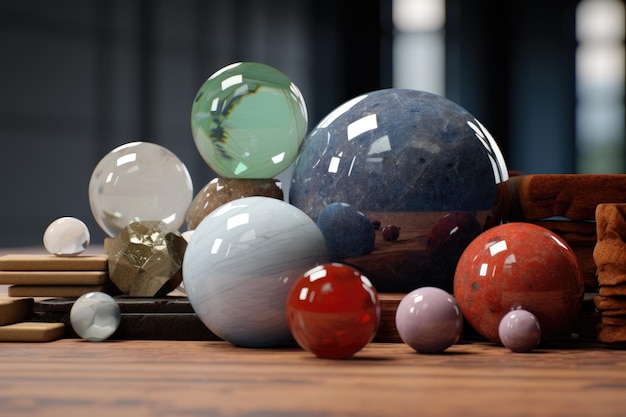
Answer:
0;0;616;247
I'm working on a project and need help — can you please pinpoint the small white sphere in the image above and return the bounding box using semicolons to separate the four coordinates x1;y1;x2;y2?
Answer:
43;217;90;256
70;292;121;342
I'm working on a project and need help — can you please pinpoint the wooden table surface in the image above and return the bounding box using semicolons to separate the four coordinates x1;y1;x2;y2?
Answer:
1;338;625;417
1;247;624;416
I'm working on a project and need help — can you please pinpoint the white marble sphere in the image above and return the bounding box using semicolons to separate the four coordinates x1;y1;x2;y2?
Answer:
70;292;121;342
183;196;329;347
43;217;90;256
88;141;194;237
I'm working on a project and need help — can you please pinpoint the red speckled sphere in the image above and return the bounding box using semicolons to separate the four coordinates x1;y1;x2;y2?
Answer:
453;222;584;344
286;263;381;359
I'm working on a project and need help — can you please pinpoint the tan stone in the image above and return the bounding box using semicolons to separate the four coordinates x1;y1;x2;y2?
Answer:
185;177;283;230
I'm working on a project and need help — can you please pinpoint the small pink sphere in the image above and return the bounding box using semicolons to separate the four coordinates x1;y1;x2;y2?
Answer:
499;309;541;353
286;263;381;359
395;286;463;353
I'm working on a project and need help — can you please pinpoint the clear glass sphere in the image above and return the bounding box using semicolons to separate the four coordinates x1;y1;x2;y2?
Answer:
191;62;308;179
88;141;193;237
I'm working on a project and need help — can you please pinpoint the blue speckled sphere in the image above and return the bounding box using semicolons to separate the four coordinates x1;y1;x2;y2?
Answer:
316;202;375;262
290;89;508;292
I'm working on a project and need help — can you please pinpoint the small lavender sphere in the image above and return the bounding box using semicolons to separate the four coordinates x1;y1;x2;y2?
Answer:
395;286;463;353
88;141;193;237
70;292;121;342
498;309;541;353
316;202;375;261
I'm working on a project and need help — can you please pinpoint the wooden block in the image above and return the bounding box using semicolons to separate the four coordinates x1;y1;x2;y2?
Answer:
374;293;402;343
0;254;108;271
0;322;65;342
0;271;109;286
8;284;112;298
501;174;626;222
0;297;34;325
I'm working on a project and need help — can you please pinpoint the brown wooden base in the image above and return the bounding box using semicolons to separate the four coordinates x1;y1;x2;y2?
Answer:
0;339;625;417
31;293;601;345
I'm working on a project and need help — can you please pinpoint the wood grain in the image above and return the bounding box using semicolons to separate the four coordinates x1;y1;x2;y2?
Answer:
0;296;33;325
0;322;65;342
0;339;625;416
503;173;626;221
0;271;109;285
0;254;108;271
8;284;112;298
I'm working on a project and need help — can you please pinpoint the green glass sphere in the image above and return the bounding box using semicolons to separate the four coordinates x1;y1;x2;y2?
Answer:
191;62;308;179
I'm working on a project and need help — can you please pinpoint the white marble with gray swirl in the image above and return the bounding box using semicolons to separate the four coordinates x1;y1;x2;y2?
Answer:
183;196;329;347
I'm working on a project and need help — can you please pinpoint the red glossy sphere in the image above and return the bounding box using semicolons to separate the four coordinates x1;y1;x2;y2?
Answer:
454;222;584;344
286;263;381;359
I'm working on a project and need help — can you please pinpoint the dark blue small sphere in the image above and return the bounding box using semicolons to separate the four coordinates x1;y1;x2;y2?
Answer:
316;202;375;262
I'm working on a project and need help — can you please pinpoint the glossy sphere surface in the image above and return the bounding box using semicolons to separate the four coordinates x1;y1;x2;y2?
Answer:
89;141;193;237
191;62;308;179
316;202;375;262
70;292;121;342
395;286;463;353
290;89;508;223
183;197;328;348
499;309;541;353
286;263;381;359
43;217;90;256
290;89;508;292
425;211;483;294
381;225;400;242
454;222;585;343
185;177;283;230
